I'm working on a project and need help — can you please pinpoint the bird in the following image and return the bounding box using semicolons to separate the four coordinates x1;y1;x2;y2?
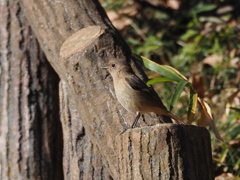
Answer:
102;59;184;129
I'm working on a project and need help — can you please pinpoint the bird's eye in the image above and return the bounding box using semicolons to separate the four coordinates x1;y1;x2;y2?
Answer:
111;64;115;67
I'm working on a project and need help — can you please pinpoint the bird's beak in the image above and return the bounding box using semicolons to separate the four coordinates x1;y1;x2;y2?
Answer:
101;66;108;69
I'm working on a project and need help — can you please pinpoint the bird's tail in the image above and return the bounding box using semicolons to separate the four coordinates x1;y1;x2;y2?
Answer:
153;107;185;124
167;112;185;124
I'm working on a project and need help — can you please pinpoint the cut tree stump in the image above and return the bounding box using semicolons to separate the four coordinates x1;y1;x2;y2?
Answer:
117;124;214;180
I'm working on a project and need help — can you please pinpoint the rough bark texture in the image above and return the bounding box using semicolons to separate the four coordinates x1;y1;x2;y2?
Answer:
60;81;113;180
118;125;214;180
17;0;214;179
0;1;62;179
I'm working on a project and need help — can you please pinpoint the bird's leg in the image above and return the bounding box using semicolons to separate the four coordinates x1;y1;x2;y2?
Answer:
141;114;145;123
120;112;141;134
131;112;141;128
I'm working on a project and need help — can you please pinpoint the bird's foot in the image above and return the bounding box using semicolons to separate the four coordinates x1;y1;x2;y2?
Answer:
120;127;131;134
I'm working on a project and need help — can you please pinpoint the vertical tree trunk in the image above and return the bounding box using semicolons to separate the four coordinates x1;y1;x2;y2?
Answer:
0;1;63;179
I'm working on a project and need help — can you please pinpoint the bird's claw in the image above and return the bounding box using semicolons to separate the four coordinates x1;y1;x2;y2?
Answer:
120;127;132;134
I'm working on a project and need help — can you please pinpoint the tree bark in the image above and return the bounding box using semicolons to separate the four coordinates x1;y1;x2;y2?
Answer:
0;1;62;179
18;0;214;179
60;81;113;180
118;125;213;179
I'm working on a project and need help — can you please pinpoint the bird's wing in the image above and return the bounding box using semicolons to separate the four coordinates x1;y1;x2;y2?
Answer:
125;74;167;106
125;75;151;93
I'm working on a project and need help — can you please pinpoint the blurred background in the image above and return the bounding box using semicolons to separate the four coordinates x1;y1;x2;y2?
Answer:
100;0;240;179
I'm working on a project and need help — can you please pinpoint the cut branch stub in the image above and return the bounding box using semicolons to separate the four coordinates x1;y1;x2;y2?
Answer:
60;26;105;59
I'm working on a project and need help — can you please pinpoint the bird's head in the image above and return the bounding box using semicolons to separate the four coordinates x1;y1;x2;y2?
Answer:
101;60;132;78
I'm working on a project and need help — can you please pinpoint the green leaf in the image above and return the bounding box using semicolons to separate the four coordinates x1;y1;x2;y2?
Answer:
147;77;175;86
199;16;224;23
192;3;217;14
170;81;189;110
180;29;198;41
188;91;198;122
198;4;217;12
127;38;141;45
141;56;187;82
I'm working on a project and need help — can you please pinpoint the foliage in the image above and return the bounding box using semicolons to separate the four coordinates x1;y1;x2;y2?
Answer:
141;56;223;141
101;0;240;178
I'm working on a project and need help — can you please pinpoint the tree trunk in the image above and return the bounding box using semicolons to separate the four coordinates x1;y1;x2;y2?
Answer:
0;1;62;179
118;125;213;179
0;0;214;179
59;81;113;180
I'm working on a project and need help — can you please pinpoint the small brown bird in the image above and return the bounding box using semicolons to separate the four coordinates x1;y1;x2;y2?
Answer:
102;59;184;128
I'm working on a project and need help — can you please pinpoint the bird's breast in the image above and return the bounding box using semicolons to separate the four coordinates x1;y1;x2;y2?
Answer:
114;80;144;113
